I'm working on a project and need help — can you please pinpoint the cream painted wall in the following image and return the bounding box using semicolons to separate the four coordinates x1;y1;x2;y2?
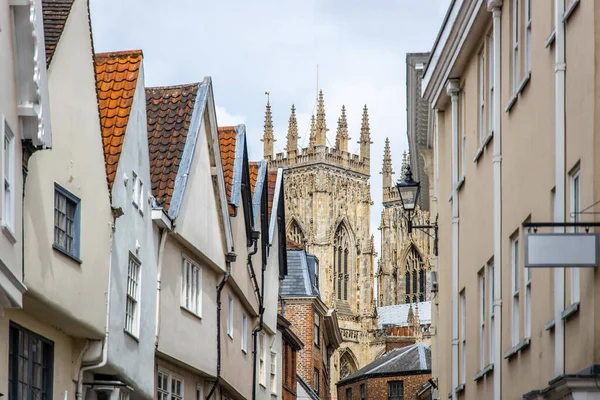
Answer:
0;1;26;302
156;237;218;376
106;62;157;399
156;357;212;400
175;111;226;272
430;1;599;399
23;0;111;339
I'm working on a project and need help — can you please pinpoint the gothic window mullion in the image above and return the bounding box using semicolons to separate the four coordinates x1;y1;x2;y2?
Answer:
343;250;348;300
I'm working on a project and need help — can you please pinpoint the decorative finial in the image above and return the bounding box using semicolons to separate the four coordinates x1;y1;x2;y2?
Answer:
309;114;317;148
335;105;349;152
261;95;275;160
286;104;299;157
315;90;327;146
359;104;372;161
381;137;394;189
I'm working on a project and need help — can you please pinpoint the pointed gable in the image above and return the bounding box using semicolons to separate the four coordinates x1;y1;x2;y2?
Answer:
94;50;143;194
146;83;199;212
42;0;75;67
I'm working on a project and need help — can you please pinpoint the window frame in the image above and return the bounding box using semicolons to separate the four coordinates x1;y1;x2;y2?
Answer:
525;0;532;73
125;252;141;338
360;384;366;400
314;311;321;347
479;270;486;369
270;351;277;394
478;49;486;146
460;290;466;385
2;116;16;237
181;256;202;317
387;381;404;400
488;260;495;363
241;313;248;353
570;168;581;305
157;369;184;400
460;90;466;178
9;322;55;400
259;332;266;387
346;387;353;400
512;0;520;93
488;33;495;136
53;183;82;261
196;383;204;400
511;235;520;346
313;368;319;395
132;171;139;208
227;294;234;338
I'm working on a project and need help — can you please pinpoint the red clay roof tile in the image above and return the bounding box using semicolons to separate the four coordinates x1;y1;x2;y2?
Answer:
42;0;75;67
218;126;237;215
286;238;304;251
267;170;278;225
94;50;142;195
146;83;199;211
248;162;259;196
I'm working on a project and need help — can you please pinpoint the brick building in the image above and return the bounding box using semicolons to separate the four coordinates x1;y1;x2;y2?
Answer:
278;314;304;400
280;248;343;399
336;343;432;400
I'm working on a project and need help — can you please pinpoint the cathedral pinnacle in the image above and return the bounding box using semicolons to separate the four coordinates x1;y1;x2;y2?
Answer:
335;105;349;152
309;114;317;148
381;137;394;188
286;104;299;157
315;89;328;147
261;97;276;160
359;104;372;161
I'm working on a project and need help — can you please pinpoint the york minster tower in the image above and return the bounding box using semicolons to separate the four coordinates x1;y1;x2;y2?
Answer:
264;91;377;389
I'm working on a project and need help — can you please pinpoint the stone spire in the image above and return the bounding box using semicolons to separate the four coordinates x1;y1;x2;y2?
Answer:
359;104;372;161
315;90;327;147
286;104;298;158
381;137;394;188
335;105;349;152
309;114;317;148
261;98;275;160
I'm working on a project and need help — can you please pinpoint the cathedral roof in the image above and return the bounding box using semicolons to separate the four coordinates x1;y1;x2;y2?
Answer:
281;250;320;298
337;343;431;386
377;301;432;328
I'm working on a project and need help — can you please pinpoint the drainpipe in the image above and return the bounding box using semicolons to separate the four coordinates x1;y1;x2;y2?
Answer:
446;79;460;400
207;253;236;400
247;232;265;400
486;1;504;399
155;228;168;347
553;0;566;378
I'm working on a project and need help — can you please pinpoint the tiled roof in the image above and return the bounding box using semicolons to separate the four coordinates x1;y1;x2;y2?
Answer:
249;162;259;195
281;250;320;298
42;0;75;67
146;83;199;211
95;50;142;194
338;343;431;385
266;170;278;224
217;126;237;215
377;301;432;328
286;238;304;250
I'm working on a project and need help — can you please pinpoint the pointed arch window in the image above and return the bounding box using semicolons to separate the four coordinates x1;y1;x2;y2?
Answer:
288;219;304;244
404;246;425;303
334;224;351;301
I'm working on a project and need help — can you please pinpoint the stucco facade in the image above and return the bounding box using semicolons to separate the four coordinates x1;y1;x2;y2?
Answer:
422;1;600;399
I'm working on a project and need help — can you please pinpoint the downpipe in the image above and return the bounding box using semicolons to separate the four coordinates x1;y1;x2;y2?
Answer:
247;233;265;400
155;228;168;347
206;259;233;400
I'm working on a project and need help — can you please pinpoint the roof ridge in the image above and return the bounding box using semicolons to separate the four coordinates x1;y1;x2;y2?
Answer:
146;82;200;91
95;49;143;59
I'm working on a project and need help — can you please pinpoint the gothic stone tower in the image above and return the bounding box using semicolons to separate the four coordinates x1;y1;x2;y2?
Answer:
378;142;433;307
265;91;377;394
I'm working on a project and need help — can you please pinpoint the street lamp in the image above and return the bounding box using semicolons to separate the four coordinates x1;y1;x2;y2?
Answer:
396;164;438;256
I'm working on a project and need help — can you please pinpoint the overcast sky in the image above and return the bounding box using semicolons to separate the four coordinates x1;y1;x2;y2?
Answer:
90;0;450;272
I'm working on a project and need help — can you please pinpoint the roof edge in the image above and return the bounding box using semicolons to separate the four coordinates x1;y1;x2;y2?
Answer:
251;160;268;226
269;167;284;244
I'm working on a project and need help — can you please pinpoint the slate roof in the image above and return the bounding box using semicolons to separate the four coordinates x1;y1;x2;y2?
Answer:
95;50;142;194
250;161;268;227
217;126;236;215
146;83;199;211
42;0;75;67
377;301;432;328
297;374;319;400
338;343;431;385
281;250;320;298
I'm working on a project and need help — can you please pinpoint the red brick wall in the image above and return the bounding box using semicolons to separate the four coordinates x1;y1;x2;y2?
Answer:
336;373;431;400
282;340;298;400
283;300;328;399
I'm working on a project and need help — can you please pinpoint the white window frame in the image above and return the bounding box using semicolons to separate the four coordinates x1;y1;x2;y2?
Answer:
488;260;495;363
2;116;15;235
525;0;532;73
181;256;202;317
157;369;184;400
478;50;485;146
570;169;580;304
138;179;144;214
314;312;320;347
196;383;204;400
512;0;520;93
460;291;466;384
125;253;141;337
259;333;266;387
132;171;139;208
512;236;520;346
479;271;485;369
241;313;248;353
460;91;466;177
228;294;234;338
270;351;277;394
488;34;495;135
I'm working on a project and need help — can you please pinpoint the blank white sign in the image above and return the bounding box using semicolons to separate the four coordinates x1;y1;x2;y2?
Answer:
525;232;598;267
